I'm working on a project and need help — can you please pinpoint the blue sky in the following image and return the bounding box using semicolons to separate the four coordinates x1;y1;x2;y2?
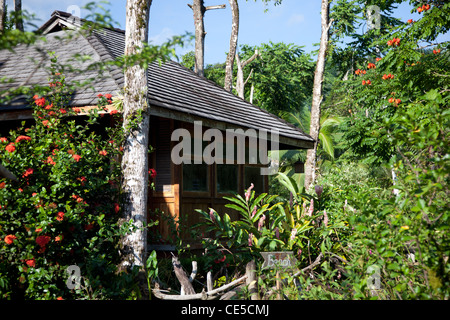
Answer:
17;0;450;65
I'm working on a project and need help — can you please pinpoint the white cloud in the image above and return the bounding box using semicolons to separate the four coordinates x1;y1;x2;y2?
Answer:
287;13;305;26
148;27;176;45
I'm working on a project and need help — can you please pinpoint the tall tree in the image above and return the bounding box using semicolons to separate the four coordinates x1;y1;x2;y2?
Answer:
239;42;314;115
304;0;333;189
188;0;225;77
120;0;152;281
14;0;23;31
224;0;239;91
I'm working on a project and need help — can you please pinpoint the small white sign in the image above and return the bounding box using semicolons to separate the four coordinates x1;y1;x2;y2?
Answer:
261;251;297;269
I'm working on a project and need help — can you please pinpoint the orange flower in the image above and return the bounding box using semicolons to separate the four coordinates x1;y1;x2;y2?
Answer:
407;19;413;24
57;297;64;300
55;235;63;242
376;57;382;62
26;259;36;267
367;62;376;69
99;150;108;156
389;97;395;104
72;154;81;162
4;234;17;244
35;228;42;233
34;97;46;107
105;93;112;99
22;168;34;178
15;135;31;143
395;99;401;105
388;37;400;46
5;143;15;153
56;211;65;221
46;156;56;166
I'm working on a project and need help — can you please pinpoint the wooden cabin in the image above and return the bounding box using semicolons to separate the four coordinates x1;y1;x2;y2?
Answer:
0;11;314;249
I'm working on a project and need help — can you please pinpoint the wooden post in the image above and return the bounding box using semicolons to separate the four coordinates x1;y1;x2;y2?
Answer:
276;270;282;300
246;260;259;300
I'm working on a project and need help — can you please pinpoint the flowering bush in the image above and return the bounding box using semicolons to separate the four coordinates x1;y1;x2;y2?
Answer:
0;70;135;299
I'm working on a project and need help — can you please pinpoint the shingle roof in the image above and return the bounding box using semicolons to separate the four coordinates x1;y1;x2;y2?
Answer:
0;11;314;149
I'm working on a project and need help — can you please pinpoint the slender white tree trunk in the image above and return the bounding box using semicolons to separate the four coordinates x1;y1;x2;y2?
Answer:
224;0;239;92
120;0;152;273
235;50;258;99
304;0;332;190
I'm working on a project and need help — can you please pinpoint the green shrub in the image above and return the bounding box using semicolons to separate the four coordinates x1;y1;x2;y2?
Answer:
0;69;136;299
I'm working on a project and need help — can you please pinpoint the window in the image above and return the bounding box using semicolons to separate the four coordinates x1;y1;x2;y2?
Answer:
244;166;265;194
183;164;209;192
217;164;238;194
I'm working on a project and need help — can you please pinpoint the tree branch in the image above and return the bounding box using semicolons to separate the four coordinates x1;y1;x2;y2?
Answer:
241;49;259;68
205;4;226;10
292;252;323;277
152;275;248;300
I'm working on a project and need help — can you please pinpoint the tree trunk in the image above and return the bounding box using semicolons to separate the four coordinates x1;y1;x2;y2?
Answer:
14;0;23;31
304;0;332;190
192;0;206;77
235;50;259;99
120;0;152;276
224;0;239;92
189;1;225;77
0;0;6;33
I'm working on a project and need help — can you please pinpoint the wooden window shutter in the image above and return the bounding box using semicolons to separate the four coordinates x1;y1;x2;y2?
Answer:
154;118;172;193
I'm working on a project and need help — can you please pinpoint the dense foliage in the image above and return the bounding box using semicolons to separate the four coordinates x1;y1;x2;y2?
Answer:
185;0;449;300
0;66;139;299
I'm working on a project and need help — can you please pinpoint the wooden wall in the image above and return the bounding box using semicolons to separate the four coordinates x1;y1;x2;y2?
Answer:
148;117;269;247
